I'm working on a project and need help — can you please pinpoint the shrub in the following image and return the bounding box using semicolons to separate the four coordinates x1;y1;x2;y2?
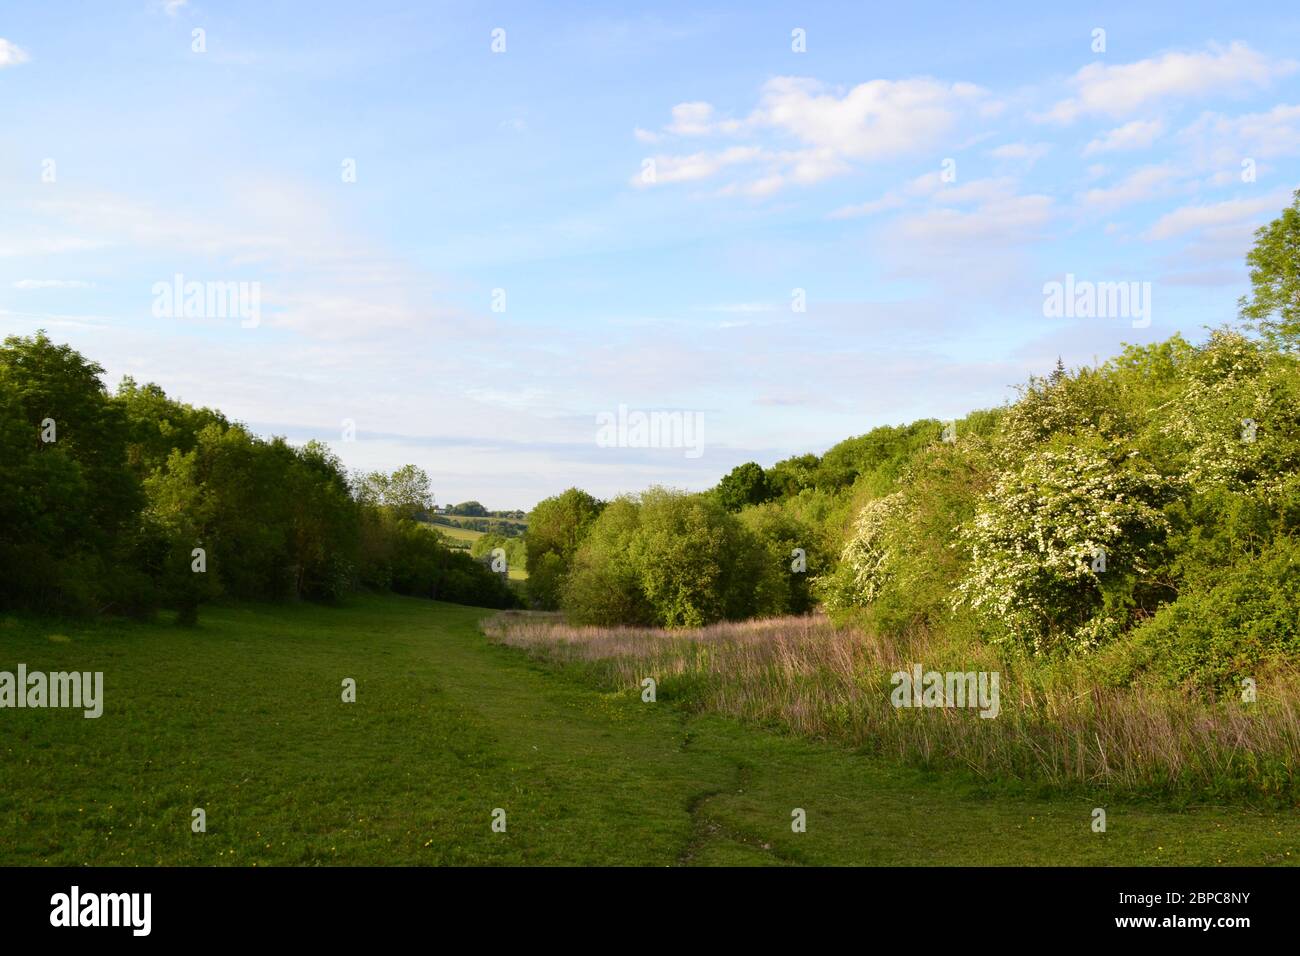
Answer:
954;436;1174;653
1123;536;1300;693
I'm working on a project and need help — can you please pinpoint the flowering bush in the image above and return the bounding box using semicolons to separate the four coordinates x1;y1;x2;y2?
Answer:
954;440;1174;653
1161;330;1300;496
819;491;906;611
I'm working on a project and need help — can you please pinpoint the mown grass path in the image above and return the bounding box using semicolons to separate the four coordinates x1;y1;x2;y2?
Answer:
2;594;1297;865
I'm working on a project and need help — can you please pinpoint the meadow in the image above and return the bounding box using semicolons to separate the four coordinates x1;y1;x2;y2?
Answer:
485;612;1300;801
425;523;528;581
2;594;1298;866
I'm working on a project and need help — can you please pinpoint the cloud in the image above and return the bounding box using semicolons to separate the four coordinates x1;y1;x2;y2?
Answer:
897;193;1052;245
6;183;473;340
989;141;1051;165
1083;119;1166;155
696;302;778;314
0;237;106;257
637;75;996;195
1041;42;1295;123
0;38;30;68
162;0;190;15
828;192;906;220
830;175;1023;221
633;145;764;186
1144;191;1290;241
931;176;1019;205
636;101;744;142
668;102;716;135
753;75;992;162
1179;103;1300;167
1079;164;1180;210
12;279;95;289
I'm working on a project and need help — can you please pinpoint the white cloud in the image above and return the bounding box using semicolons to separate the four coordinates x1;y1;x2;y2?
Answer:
666;101;727;136
830;175;1022;221
6;182;473;340
932;176;1019;205
1180;103;1300;167
1144;191;1290;240
0;38;30;68
12;279;95;289
1079;164;1180;210
696;303;777;314
753;75;993;162
633;145;764;186
1083;119;1166;155
828;192;905;220
896;193;1052;247
637;100;744;141
1041;42;1295;123
637;75;996;195
716;172;787;197
877;189;1055;300
990;141;1051;165
0;237;106;257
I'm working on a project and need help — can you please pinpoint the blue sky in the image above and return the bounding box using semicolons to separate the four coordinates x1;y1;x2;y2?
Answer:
3;1;1300;508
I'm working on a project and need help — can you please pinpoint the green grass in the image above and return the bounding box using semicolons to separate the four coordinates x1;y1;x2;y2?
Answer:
423;523;527;580
1;594;1297;866
429;523;483;545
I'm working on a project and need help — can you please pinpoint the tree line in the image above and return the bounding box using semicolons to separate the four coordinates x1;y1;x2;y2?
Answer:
0;339;516;621
522;190;1300;695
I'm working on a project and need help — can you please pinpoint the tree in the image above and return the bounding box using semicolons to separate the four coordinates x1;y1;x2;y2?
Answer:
812;422;937;494
353;465;433;520
116;376;228;476
0;332;142;613
955;436;1174;653
524;488;604;608
714;461;772;512
385;465;433;520
470;532;525;571
766;453;820;497
1240;188;1300;350
562;488;774;628
561;497;652;625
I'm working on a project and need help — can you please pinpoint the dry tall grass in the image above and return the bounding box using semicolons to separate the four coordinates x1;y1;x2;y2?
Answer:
482;611;1300;798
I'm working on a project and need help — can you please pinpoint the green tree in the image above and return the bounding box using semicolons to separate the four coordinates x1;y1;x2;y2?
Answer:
353;465;433;520
561;497;652;625
385;465;433;520
470;532;525;571
524;488;604;608
714;461;772;511
0;332;142;613
563;488;773;628
1240;188;1300;350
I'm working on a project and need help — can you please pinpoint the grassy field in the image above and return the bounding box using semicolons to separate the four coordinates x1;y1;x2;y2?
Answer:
2;594;1297;866
423;523;527;580
486;613;1300;799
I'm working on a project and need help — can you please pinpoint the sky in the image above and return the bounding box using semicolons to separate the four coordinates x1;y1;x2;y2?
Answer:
3;1;1300;509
